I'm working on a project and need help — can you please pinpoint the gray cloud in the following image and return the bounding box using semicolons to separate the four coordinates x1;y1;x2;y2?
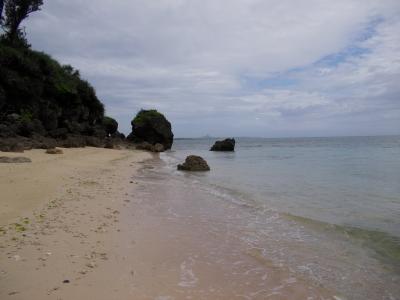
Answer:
24;0;400;137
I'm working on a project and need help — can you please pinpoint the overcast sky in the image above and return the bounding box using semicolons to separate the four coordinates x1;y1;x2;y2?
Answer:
25;0;400;137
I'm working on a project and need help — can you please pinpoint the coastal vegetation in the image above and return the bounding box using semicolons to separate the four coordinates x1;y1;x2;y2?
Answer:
0;1;120;142
0;1;175;152
128;109;174;150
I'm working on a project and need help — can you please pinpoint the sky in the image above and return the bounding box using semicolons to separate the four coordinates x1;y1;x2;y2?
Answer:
24;0;400;137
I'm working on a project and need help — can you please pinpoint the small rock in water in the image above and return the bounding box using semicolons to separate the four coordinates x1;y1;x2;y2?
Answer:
210;138;235;151
177;155;210;171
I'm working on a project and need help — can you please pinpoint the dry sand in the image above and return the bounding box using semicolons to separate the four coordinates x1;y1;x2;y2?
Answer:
0;147;152;299
0;148;151;224
0;147;337;299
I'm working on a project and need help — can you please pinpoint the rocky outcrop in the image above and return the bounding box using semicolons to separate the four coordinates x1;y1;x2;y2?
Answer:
0;156;31;163
177;155;210;171
0;42;124;150
0;134;127;152
135;142;165;153
210;138;235;151
45;148;63;154
153;143;165;153
127;110;173;150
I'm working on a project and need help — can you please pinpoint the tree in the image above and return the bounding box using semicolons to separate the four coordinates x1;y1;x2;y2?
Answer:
1;0;43;45
0;0;4;25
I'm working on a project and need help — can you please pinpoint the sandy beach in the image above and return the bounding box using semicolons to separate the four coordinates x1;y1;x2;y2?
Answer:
0;148;152;299
0;147;339;299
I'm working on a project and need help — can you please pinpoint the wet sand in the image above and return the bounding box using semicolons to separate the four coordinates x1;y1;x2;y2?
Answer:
0;148;337;299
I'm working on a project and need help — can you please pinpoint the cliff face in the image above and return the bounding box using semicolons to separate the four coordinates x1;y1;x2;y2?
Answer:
0;42;121;145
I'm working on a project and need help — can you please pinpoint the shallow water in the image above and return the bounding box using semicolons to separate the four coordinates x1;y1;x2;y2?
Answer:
129;160;336;299
157;136;400;299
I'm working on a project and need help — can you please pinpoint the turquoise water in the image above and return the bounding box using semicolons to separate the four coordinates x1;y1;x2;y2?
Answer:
166;136;400;238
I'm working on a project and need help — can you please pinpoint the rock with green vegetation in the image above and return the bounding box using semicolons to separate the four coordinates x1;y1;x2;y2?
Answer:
127;109;173;150
0;41;123;148
102;116;119;136
0;43;104;135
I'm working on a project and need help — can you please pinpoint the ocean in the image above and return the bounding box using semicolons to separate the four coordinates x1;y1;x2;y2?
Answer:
157;135;400;299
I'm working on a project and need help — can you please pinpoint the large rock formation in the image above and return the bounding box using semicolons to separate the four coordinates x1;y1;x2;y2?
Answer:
177;155;210;171
127;110;173;150
0;42;124;149
210;138;235;151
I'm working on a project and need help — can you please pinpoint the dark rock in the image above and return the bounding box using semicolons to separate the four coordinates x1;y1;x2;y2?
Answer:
65;121;83;134
9;143;25;153
48;128;69;139
135;141;165;153
45;148;63;154
0;156;32;163
0;124;17;138
112;132;125;140
210;138;235;151
0;138;20;152
92;126;107;139
6;114;20;123
29;136;58;149
85;136;103;147
177;155;210;171
104;139;115;149
128;110;173;150
135;141;154;151
17;119;45;137
0;43;119;148
153;143;165;152
60;135;86;148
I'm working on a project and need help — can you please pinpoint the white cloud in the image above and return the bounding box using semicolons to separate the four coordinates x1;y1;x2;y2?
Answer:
23;0;400;136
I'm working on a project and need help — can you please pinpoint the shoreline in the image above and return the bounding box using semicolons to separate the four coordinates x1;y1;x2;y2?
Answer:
1;146;397;299
0;147;334;299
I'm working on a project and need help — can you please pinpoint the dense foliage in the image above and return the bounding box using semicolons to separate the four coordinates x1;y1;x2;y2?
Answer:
129;109;173;149
132;109;166;126
0;42;117;138
1;0;43;46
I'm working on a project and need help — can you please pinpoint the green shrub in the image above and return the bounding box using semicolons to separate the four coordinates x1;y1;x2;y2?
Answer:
132;109;165;126
102;116;118;135
0;41;106;133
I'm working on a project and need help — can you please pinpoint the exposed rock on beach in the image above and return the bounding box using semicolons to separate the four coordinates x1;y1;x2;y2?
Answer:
0;156;32;163
45;148;63;155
